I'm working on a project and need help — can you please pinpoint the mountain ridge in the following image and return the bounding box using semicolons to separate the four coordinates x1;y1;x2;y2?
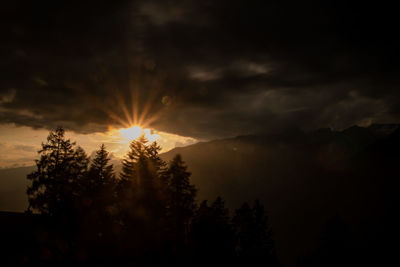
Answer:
1;124;398;266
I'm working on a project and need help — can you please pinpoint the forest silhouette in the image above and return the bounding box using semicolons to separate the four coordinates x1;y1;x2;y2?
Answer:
3;127;278;266
1;125;399;266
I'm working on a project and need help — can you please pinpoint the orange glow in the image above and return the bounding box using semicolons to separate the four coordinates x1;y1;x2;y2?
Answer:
96;87;195;158
118;125;160;143
105;86;164;132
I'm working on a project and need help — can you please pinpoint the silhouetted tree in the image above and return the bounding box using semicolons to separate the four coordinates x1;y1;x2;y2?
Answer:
74;144;118;263
26;127;89;218
191;197;235;264
120;135;165;182
233;200;277;266
84;144;116;211
232;202;253;250
165;154;197;249
89;144;115;181
23;128;281;266
117;135;168;257
119;135;167;213
26;127;92;263
86;144;117;216
298;216;354;267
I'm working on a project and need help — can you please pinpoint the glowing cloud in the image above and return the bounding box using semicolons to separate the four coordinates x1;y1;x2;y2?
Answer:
119;125;143;141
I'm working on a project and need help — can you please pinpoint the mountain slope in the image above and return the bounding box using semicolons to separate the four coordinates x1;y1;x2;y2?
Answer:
0;124;398;266
161;124;399;267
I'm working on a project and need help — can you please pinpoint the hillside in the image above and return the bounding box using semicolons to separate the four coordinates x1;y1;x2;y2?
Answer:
1;124;398;266
161;124;399;266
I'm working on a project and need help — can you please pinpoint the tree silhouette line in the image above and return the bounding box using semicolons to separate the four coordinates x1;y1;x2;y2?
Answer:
19;127;278;266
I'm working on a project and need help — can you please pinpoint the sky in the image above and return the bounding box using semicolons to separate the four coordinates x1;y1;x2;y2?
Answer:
1;0;399;167
0;123;196;168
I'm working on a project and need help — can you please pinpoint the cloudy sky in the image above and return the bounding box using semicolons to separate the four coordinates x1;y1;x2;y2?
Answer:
1;0;399;167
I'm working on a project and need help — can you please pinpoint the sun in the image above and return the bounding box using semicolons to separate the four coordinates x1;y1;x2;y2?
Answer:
119;125;143;141
118;125;160;143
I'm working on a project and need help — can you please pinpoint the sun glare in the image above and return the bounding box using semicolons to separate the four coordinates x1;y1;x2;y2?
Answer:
119;125;142;141
118;125;160;143
102;89;194;156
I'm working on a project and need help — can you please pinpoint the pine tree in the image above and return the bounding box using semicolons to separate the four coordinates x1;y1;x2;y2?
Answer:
27;127;88;216
76;144;118;258
232;202;253;252
211;197;230;224
119;135;165;185
117;134;168;250
120;135;146;183
232;199;277;266
191;197;234;262
165;154;197;247
211;197;234;254
89;144;115;182
252;199;274;255
191;200;212;252
232;202;256;258
85;144;116;213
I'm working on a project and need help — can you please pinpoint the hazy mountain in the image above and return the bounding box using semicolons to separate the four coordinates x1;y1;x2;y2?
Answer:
1;124;398;266
161;124;399;266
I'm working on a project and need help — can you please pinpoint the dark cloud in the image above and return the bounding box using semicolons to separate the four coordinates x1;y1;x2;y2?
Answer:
1;0;399;139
